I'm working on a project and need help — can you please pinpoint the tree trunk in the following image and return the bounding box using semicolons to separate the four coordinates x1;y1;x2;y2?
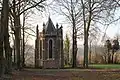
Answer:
72;17;77;68
72;26;75;68
112;49;114;64
114;53;118;64
0;41;4;77
4;0;12;73
4;18;12;74
89;41;92;64
0;4;4;78
108;49;110;64
22;12;25;67
0;0;10;76
12;0;21;70
84;32;88;68
14;39;16;63
81;0;88;68
14;16;21;70
74;36;77;67
71;0;77;68
73;28;77;68
81;0;91;68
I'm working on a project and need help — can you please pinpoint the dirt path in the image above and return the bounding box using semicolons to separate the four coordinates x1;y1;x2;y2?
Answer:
12;69;120;80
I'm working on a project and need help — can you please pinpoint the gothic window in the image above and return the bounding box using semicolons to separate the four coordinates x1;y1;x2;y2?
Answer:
49;39;53;58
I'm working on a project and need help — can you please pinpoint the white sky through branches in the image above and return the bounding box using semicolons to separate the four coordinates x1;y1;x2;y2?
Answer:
24;0;120;46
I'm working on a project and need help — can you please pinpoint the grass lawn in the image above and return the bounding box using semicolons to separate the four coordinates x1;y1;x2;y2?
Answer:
89;64;120;69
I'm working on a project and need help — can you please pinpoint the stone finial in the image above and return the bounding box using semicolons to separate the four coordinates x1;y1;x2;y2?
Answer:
36;25;38;30
43;23;45;34
36;25;39;33
36;25;39;39
43;22;45;27
60;25;63;29
56;23;59;29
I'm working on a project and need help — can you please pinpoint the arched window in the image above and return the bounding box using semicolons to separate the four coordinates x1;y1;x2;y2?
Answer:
49;39;53;58
40;40;42;59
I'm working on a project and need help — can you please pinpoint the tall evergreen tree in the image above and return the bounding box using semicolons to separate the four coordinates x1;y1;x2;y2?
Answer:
64;34;70;65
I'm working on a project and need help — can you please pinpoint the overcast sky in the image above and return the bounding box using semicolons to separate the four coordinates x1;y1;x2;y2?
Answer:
24;0;120;46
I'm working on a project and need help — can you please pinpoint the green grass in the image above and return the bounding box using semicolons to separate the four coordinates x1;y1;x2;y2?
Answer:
89;64;120;69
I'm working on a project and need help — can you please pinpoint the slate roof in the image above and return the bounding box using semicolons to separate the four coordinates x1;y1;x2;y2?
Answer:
45;17;56;34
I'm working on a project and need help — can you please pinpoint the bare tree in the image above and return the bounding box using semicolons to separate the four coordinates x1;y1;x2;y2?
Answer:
24;45;34;67
9;0;46;70
52;0;82;68
80;0;119;68
88;29;100;64
0;0;11;77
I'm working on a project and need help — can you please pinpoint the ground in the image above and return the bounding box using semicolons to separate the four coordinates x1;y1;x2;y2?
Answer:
12;69;120;80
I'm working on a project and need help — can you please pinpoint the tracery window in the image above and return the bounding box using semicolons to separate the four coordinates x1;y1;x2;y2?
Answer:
49;39;53;58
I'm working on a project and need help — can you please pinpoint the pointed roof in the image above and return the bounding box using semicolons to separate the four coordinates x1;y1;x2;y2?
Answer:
45;17;56;33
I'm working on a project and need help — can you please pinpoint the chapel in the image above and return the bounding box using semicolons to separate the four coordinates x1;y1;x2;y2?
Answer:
35;17;64;68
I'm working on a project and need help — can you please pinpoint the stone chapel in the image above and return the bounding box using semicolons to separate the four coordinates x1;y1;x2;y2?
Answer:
35;17;64;68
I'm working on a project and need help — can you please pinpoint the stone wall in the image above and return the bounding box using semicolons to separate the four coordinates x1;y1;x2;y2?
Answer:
43;59;59;68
